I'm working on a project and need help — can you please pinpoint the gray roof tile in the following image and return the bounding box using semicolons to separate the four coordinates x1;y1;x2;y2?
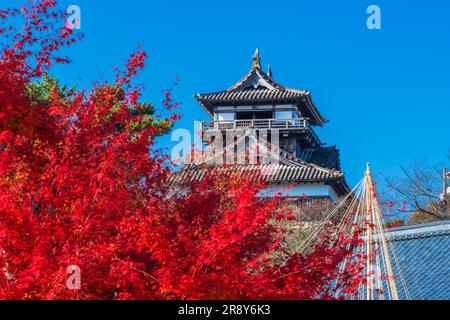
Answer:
385;221;450;300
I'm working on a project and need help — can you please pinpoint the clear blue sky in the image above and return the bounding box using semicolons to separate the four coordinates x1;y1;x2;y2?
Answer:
51;0;450;186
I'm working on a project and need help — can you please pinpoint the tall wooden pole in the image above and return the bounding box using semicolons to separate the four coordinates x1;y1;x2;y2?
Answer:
366;163;399;300
365;164;373;300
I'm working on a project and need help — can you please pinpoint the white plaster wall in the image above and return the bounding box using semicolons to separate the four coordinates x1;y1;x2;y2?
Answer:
258;183;339;202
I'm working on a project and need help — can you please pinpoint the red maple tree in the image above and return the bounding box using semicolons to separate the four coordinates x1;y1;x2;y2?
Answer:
0;1;364;300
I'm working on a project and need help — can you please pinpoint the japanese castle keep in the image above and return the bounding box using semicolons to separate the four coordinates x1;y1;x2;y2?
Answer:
177;49;350;205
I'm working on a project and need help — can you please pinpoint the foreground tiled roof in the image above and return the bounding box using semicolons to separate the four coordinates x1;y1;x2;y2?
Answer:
385;221;450;300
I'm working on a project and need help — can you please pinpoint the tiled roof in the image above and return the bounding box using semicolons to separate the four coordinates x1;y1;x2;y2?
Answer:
385;221;450;300
194;49;327;126
170;150;350;196
227;59;285;91
196;88;309;102
173;162;344;184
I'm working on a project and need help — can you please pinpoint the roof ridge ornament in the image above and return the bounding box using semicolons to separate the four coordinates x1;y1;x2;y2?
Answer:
267;64;272;79
252;48;261;69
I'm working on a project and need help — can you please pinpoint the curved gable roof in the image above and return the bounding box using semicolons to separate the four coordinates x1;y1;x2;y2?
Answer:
195;49;327;126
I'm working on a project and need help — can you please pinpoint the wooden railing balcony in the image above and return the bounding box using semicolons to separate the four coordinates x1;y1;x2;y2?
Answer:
201;118;307;130
200;118;322;145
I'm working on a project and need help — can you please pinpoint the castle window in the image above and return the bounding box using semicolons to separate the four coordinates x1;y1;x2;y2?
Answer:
216;112;235;121
254;111;273;119
236;111;253;120
275;111;293;119
235;111;273;120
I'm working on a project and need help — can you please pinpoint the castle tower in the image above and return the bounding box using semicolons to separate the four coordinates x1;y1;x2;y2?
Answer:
178;49;350;205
